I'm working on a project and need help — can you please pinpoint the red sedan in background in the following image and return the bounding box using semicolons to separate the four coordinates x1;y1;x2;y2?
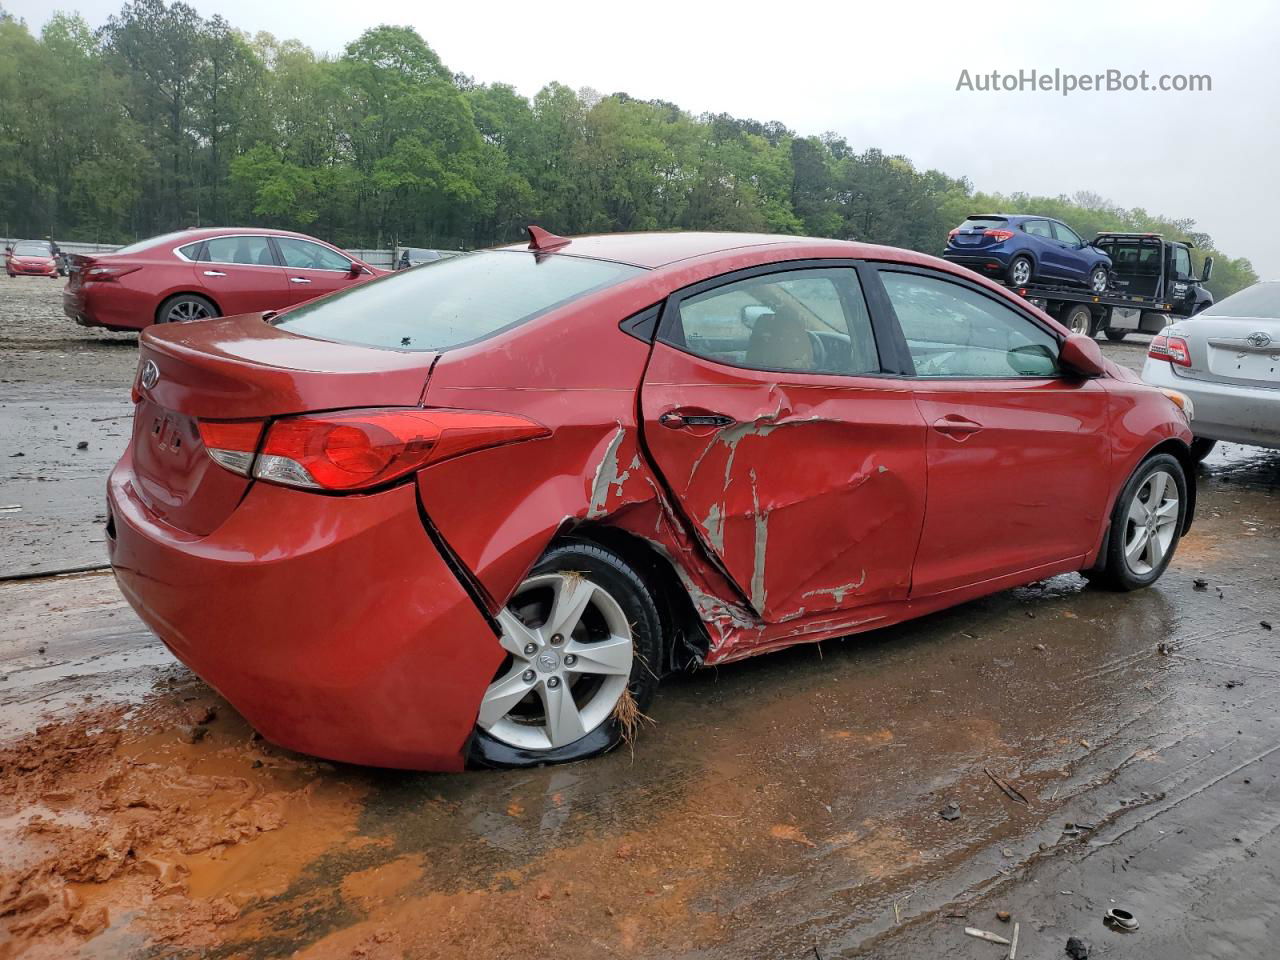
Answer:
6;239;61;278
63;228;383;330
108;228;1198;771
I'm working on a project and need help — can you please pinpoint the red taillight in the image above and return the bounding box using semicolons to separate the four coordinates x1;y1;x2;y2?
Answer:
197;420;265;475
947;228;960;240
199;409;549;491
1148;334;1192;367
983;229;1015;242
83;264;141;282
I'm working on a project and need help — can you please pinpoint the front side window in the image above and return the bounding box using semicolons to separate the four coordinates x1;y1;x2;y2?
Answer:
203;235;277;266
671;268;879;375
1052;222;1083;246
275;250;644;352
276;238;352;271
1173;247;1192;279
1022;220;1053;239
881;271;1059;378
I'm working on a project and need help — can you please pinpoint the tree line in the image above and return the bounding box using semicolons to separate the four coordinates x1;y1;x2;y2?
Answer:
0;0;1257;297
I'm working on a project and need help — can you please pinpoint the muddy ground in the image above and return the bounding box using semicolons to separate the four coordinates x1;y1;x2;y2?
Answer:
1;278;1277;959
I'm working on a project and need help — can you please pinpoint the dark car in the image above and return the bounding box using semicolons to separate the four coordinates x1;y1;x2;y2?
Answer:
108;227;1197;771
944;214;1112;292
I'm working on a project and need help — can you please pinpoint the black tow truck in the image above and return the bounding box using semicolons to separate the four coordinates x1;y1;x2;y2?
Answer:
999;233;1214;341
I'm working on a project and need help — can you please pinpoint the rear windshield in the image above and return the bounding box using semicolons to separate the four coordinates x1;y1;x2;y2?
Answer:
12;241;52;256
114;231;198;256
957;217;1007;230
1201;281;1280;320
1096;239;1162;275
274;250;645;351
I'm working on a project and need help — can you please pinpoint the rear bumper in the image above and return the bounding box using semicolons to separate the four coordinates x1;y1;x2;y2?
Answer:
1143;359;1280;448
63;284;151;330
107;452;504;770
941;251;1010;275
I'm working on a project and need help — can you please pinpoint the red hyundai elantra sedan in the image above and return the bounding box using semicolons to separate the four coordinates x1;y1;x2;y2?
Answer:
107;228;1197;770
63;227;382;331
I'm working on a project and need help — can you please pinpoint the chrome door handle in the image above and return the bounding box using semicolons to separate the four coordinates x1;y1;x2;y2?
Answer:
289;277;312;284
659;410;735;429
202;270;226;277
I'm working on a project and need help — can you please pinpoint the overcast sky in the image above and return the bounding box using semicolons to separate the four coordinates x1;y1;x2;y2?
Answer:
13;0;1279;275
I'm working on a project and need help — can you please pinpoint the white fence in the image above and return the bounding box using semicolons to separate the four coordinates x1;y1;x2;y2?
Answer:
4;239;451;271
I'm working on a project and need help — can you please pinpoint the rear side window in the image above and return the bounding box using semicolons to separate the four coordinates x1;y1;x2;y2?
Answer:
1022;220;1053;239
277;237;351;271
274;251;644;351
671;267;879;375
881;271;1059;378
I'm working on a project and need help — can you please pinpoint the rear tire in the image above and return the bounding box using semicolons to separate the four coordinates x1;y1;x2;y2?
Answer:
1007;255;1034;286
1104;328;1128;342
1189;437;1217;463
1061;303;1095;337
156;293;218;324
469;541;663;768
1087;453;1187;591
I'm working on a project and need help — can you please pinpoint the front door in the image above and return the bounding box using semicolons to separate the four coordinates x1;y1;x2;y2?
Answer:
871;266;1112;596
640;264;928;624
273;237;363;306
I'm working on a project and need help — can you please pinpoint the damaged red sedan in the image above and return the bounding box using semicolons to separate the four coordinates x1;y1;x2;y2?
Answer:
108;228;1197;770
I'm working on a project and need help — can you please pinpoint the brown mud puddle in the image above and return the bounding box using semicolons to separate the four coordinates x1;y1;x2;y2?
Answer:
0;676;366;958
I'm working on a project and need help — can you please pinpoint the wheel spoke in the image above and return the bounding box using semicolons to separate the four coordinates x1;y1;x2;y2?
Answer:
1127;497;1150;528
1145;526;1163;567
540;682;586;747
477;667;533;728
565;634;633;676
1147;471;1168;505
1125;528;1150;566
496;609;541;659
547;577;596;639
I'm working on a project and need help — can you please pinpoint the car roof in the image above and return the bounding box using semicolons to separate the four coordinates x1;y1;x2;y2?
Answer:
495;231;891;269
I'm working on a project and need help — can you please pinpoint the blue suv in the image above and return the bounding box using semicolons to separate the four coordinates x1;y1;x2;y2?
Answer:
943;214;1112;292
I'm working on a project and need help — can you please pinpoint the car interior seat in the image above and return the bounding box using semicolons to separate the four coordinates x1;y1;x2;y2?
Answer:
746;311;815;371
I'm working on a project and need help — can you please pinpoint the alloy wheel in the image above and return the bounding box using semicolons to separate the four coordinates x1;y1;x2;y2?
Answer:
167;299;212;323
1122;469;1180;576
478;572;634;751
1091;269;1109;293
1011;259;1031;285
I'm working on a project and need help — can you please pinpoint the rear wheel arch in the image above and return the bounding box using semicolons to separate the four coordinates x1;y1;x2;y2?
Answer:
556;523;709;673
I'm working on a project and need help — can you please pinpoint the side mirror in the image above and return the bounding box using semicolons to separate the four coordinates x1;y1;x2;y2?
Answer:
741;304;774;329
1201;257;1214;283
1059;333;1106;378
349;261;363;277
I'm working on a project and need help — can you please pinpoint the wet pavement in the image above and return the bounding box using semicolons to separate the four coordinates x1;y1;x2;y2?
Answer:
2;279;1278;958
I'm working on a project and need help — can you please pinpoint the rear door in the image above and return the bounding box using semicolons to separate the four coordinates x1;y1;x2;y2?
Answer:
640;262;928;625
1021;220;1063;278
273;237;363;305
870;266;1111;596
184;235;292;315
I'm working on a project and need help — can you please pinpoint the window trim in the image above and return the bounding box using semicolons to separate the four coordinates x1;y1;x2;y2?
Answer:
270;236;355;273
173;234;284;269
655;258;893;379
864;262;1067;382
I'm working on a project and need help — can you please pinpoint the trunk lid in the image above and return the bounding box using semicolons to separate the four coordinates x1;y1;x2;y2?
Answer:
949;216;1009;249
128;313;436;534
1174;316;1280;390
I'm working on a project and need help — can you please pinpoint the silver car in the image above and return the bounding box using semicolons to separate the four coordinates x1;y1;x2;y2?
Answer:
1143;279;1280;460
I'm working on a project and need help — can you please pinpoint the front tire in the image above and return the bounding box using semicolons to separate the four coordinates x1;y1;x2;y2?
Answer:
1088;453;1187;591
1089;266;1109;293
469;542;663;768
1007;255;1033;286
156;293;218;324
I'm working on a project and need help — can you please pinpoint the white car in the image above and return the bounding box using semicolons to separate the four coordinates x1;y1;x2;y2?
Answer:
1142;279;1280;459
